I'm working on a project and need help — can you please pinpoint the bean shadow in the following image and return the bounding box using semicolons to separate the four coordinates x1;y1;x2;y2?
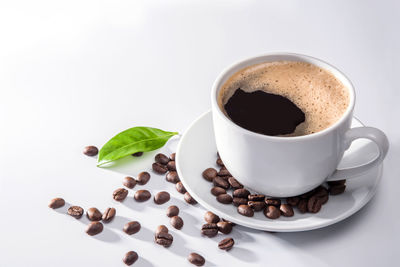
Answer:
122;196;149;212
177;209;201;237
135;257;155;267
228;247;259;262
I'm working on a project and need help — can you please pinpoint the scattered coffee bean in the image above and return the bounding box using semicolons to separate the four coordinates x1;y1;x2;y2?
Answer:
167;161;176;171
217;221;232;234
217;194;233;204
232;197;248;207
218;237;234;251
152;162;168;174
211;186;226;196
155;232;173;247
170;216;184;230
213;177;230;189
218;167;231;177
264;205;280;219
102;207;116;223
228;177;243;189
155;153;170;165
123;176;137;189
123;251;138;266
329;184;346;195
184;192;197;204
188;253;205;266
280;204;294;217
237;205;254;217
314;186;329;197
134;190;151;202
216;158;224;167
87;207;102;221
248;201;265;211
204;211;220;224
297;199;308;213
307;196;322;213
201;223;218;237
202;168;217;182
327;179;346;186
170;153;176;161
67;206;84;219
222;218;236;226
155;225;169;235
248;194;265;201
86;221;103;236
113;188;128;201
233;188;250;198
132;152;143;157
166;171;180;183
136;171;151;185
83;145;98;156
123;221;141;235
265;198;281;206
176;182;187;194
166;205;179;217
154;191;170;205
286;196;300;206
48;198;65;209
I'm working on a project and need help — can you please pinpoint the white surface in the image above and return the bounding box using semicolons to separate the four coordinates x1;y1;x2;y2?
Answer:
177;111;383;232
0;0;399;266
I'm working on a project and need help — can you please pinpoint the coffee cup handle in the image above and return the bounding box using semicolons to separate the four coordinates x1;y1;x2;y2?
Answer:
327;127;389;181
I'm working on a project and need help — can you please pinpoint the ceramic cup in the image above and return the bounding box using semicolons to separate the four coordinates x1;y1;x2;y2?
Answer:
211;53;389;197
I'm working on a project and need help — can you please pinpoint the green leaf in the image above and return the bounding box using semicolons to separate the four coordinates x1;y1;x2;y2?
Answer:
97;126;178;167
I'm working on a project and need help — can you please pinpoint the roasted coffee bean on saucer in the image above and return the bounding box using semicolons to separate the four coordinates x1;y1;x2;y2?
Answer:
280;204;294;217
248;194;265;201
232;197;248;207
217;194;233;204
166;161;176;171
297;199;308;213
307;196;322;213
202;168;217;182
213;177;230;189
228;177;243;189
170;153;176;161
237;205;254;217
286;196;300;206
329;184;346;195
211;186;226;196
264;205;280;219
265;198;281;207
233;188;250;198
248;201;265;211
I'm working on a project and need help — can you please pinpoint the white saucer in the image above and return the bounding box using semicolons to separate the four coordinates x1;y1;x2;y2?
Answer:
176;110;382;232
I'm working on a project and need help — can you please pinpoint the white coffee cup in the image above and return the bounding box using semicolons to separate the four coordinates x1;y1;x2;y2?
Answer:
211;53;389;197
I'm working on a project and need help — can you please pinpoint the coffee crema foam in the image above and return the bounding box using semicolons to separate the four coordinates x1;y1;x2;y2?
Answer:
218;61;350;136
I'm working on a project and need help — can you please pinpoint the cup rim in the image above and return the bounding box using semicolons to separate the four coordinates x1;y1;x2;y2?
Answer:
211;52;356;141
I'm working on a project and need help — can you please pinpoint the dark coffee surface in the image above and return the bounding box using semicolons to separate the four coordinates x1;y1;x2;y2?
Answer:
224;88;305;136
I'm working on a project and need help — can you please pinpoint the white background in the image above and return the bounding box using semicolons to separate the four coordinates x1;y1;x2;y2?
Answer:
0;0;399;266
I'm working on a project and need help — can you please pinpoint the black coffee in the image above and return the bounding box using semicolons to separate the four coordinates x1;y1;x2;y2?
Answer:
224;89;305;136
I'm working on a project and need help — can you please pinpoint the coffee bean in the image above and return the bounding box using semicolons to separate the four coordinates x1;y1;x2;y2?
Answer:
233;188;250;198
202;168;217;182
154;191;170;205
217;221;232;234
134;190;151;202
204;211;220;224
248;194;265;201
170;153;176;161
166;171;180;183
170;215;184;230
132;152;143;157
314;186;329;197
87;207;102;221
228;177;243;189
286;196;300;206
167;161;176;171
188;253;205;266
280;204;294;217
307;196;322;213
237;205;254;217
264;205;280;219
218;237;234;251
222;218;236;226
265;198;281;206
176;182;187;194
329;184;346;195
123;176;137;189
102;207;116;223
136;171;151;185
300;189;316;199
166;205;179;217
218;167;231;177
184;192;197;204
211;186;226;196
113;188;128;201
213;177;230;189
319;194;329;204
155;153;170;165
155;225;169;235
217;194;233;204
201;223;218;237
48;198;65;209
123;221;141;235
83;145;98;156
327;179;346;186
67;206;84;219
297;199;308;213
216;158;224;167
155;232;173;247
86;221;103;236
152;162;168;174
123;251;138;266
248;201;265;211
232;197;248;207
